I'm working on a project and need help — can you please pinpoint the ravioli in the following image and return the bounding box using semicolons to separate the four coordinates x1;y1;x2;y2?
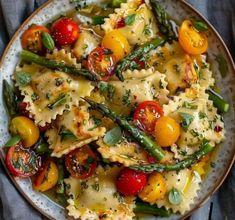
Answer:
97;139;148;166
148;41;214;93
107;68;169;114
163;89;225;153
156;169;201;214
16;50;93;126
102;0;158;45
46;105;106;157
65;166;135;220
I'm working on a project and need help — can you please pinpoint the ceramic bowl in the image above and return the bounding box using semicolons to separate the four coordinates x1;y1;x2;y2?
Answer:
0;0;234;219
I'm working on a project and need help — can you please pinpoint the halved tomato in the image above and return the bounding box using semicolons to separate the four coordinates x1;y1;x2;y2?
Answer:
65;146;97;179
179;20;208;55
33;160;58;192
133;101;163;133
87;47;116;81
21;25;49;53
5;143;40;178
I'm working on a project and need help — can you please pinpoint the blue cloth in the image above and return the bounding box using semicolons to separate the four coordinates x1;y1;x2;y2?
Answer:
0;0;234;220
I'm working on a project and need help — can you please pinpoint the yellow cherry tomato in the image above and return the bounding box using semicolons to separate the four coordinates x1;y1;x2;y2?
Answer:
33;160;59;192
138;173;167;203
179;20;208;55
101;30;131;61
155;116;180;147
10;116;40;148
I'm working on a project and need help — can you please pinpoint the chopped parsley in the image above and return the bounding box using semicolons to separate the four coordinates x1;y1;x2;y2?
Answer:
47;93;67;109
122;89;131;106
143;24;151;36
59;126;77;141
124;14;136;26
182;101;198;109
31;93;39;102
55;78;64;86
91;182;100;192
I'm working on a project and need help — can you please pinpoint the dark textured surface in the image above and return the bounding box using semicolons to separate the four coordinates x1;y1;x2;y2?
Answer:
0;0;234;219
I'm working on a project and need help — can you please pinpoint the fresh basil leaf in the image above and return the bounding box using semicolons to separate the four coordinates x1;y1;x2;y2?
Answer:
112;0;126;8
168;188;182;205
124;14;136;26
103;127;122;145
192;21;208;32
5;135;21;147
59;127;77;141
42;32;55;51
47;93;67;109
15;71;31;87
179;112;194;131
215;54;228;78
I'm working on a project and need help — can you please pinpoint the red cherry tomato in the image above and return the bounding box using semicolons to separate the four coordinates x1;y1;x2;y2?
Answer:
133;101;163;133
65;146;97;179
51;17;80;46
116;168;147;196
88;47;116;81
5;143;40;178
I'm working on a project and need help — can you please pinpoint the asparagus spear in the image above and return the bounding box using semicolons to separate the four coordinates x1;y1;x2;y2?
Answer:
83;98;165;161
3;79;17;118
130;141;213;173
206;88;229;113
20;50;98;81
150;1;177;42
134;201;171;217
116;38;165;81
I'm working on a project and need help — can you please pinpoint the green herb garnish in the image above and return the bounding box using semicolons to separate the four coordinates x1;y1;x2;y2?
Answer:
192;21;208;32
215;54;228;78
179;112;194;131
15;71;31;87
168;188;182;205
5;135;21;147
59;127;77;141
124;14;136;26
103;127;122;145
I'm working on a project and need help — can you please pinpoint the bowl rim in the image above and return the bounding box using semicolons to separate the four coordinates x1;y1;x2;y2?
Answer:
0;0;234;219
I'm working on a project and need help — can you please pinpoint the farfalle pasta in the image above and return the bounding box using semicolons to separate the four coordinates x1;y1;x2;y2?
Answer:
3;0;228;219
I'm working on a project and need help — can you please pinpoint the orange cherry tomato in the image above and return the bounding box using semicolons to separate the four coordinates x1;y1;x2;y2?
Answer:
33;160;58;192
65;146;97;179
21;25;49;53
10;116;40;148
133;101;163;134
154;116;180;147
88;47;116;81
179;20;208;55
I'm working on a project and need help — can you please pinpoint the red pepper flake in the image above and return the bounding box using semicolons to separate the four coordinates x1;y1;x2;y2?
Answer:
115;17;125;29
214;126;223;132
133;95;137;100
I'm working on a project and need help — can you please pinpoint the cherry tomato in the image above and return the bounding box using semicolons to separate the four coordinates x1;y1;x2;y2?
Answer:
115;17;126;29
51;17;80;46
21;25;49;53
65;146;97;179
116;168;147;196
179;20;208;55
154;116;180;147
9;116;40;148
146;153;157;164
5;143;40;178
133;101;164;133
138;173;167;203
33;160;58;192
88;47;116;81
102;30;130;61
